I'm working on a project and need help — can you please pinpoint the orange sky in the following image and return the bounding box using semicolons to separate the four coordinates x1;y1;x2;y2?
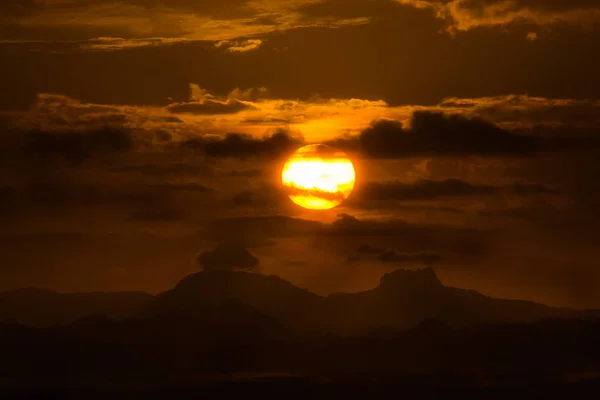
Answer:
1;0;600;309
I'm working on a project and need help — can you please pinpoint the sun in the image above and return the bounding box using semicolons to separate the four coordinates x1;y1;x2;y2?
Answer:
281;144;356;210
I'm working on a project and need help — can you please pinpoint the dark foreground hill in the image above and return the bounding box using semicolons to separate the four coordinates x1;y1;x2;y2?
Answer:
2;315;600;397
1;269;600;396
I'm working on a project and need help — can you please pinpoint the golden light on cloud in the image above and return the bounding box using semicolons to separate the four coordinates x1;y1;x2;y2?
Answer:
282;144;356;210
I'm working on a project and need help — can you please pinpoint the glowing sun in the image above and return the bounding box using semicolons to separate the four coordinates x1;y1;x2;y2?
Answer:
281;144;356;210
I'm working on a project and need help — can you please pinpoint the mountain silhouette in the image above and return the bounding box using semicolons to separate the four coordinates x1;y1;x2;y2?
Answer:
1;269;600;395
322;268;576;333
148;268;577;335
0;288;152;327
149;269;322;329
0;268;581;333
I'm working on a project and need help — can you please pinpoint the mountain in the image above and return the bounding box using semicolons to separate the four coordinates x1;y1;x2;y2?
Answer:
0;288;153;327
321;268;576;333
1;268;599;390
0;268;581;333
149;270;322;329
149;268;578;335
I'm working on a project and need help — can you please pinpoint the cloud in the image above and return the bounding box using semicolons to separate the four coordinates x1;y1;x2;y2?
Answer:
0;0;369;43
147;183;214;193
298;0;402;19
129;209;184;221
216;39;263;52
112;163;214;177
80;37;190;51
10;87;600;149
358;179;497;201
167;100;254;115
295;0;600;33
438;96;600;130
198;214;493;262
233;186;285;207
3;91;599;164
166;84;263;115
227;87;269;101
331;111;540;158
526;32;538;41
196;243;259;271
347;244;442;266
390;0;600;31
0;1;38;18
199;216;324;244
230;181;297;214
22;126;133;165
327;214;493;261
180;129;303;159
350;179;551;204
441;0;600;32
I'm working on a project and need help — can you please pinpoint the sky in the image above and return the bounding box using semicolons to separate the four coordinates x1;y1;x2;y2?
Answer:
1;0;600;308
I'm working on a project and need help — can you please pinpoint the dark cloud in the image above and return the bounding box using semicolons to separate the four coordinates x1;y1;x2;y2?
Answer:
359;179;495;201
147;183;214;193
226;169;263;178
348;244;443;266
22;126;133;165
0;168;210;221
332;111;540;158
199;216;324;244
233;190;263;207
196;243;259;271
129;209;184;222
167;100;254;115
199;214;492;262
232;182;294;209
327;214;492;261
378;251;441;266
443;97;600;129
327;213;426;236
201;213;490;242
350;178;551;204
111;163;214;178
6;179;185;216
149;116;184;124
181;129;303;159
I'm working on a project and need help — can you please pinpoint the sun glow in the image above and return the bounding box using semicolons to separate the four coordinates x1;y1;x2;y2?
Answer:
281;145;356;210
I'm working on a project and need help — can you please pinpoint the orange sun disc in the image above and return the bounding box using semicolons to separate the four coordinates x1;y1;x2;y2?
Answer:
281;144;356;210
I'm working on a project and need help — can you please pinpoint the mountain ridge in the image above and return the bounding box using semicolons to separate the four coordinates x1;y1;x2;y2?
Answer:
0;268;581;334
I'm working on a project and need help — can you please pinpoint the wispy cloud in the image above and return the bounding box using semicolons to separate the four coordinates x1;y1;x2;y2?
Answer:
216;39;264;52
81;37;190;51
